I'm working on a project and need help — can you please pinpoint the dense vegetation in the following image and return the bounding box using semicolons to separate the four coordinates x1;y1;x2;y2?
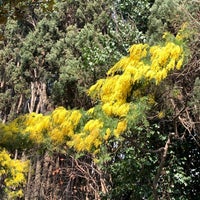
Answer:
0;0;199;199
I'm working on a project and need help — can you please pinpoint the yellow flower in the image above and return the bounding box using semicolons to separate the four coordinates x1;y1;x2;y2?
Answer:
51;107;70;124
0;150;29;198
100;76;119;103
176;56;184;70
87;107;94;115
158;49;170;65
114;120;127;138
103;128;111;141
150;45;161;60
49;128;63;144
114;103;130;117
107;57;130;75
102;103;113;116
129;44;148;61
68;133;85;152
158;111;165;119
146;69;156;80
166;59;175;70
88;79;104;98
94;139;102;148
171;45;182;60
114;72;132;102
70;110;82;126
84;119;103;132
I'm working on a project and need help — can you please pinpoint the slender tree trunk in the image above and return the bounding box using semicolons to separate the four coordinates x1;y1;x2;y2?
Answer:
28;82;37;113
32;154;42;200
40;151;50;199
46;161;53;199
36;82;48;114
16;94;23;114
25;159;32;200
51;156;60;199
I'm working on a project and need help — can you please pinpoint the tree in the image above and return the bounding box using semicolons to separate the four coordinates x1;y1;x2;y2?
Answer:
0;0;54;24
1;0;150;122
0;28;188;199
1;0;199;199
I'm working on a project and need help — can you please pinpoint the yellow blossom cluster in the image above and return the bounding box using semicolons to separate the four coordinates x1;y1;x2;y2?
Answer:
0;29;188;200
1;106;127;154
0;121;19;145
1;30;186;156
0;149;29;199
88;34;185;118
24;113;49;143
67;119;104;152
114;120;127;138
50;108;82;143
23;107;82;144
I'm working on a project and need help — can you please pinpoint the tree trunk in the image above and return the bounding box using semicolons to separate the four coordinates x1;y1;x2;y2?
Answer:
32;154;42;200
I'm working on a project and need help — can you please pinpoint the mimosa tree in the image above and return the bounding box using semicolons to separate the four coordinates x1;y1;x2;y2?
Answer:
0;28;189;199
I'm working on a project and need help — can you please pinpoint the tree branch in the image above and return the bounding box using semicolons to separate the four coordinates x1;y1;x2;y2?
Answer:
152;132;175;200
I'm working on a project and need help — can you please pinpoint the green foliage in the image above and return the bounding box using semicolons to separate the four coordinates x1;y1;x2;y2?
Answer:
0;0;199;199
108;146;157;199
1;28;189;199
0;0;54;24
147;0;182;44
0;19;28;121
113;0;154;33
0;0;153;121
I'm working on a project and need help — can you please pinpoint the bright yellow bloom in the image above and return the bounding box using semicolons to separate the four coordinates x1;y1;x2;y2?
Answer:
49;128;63;143
176;56;184;70
114;72;132;102
0;149;29;198
166;59;175;70
102;103;113;116
107;57;130;76
129;44;148;61
103;128;111;141
114;103;130;117
100;76;119;103
70;110;82;126
84;119;103;132
114;120;127;138
51;107;70;124
87;107;94;115
88;78;104;98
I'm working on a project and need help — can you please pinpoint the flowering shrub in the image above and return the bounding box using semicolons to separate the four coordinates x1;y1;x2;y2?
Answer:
0;29;186;198
1;30;186;153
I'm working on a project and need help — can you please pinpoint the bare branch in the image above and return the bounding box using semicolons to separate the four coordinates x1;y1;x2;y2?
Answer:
153;132;175;200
